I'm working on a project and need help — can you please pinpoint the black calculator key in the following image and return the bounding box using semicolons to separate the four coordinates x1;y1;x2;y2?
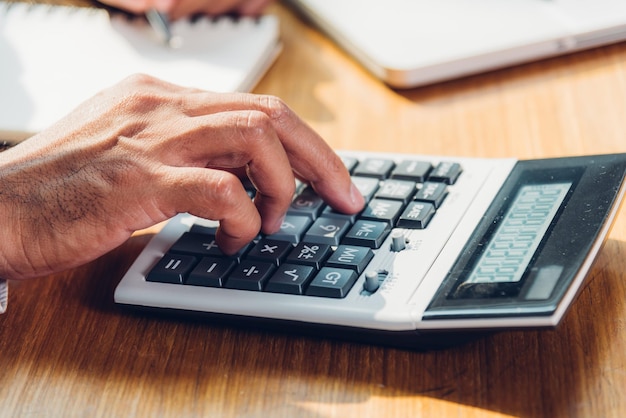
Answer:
343;221;391;249
246;239;293;266
265;215;312;244
391;160;432;182
326;245;374;274
353;158;395;179
341;156;359;173
187;257;236;287
265;264;316;295
305;267;359;298
170;232;249;260
428;162;462;185
170;232;222;256
303;217;351;246
320;206;359;224
189;224;217;235
351;176;380;201
286;242;332;269
375;179;417;204
415;181;448;208
360;198;405;225
397;202;436;229
226;261;275;291
147;253;197;284
288;187;326;220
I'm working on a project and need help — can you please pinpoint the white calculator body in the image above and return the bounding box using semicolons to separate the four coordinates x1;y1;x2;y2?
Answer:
114;152;626;349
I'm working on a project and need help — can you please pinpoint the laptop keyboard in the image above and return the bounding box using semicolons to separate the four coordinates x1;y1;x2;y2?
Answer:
146;157;462;298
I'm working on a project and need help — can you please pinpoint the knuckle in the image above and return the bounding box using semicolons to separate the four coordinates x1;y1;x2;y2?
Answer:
119;93;160;115
258;95;291;122
118;74;162;97
211;172;243;204
124;73;155;86
236;110;273;143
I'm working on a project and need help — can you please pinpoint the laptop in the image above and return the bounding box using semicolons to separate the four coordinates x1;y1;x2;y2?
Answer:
284;0;626;88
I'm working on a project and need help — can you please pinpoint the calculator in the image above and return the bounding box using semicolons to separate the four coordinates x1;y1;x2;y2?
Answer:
114;152;626;349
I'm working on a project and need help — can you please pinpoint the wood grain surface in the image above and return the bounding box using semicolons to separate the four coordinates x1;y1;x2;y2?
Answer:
2;2;626;417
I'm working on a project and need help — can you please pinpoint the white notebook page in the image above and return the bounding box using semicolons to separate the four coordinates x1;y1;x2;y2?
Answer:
0;2;280;137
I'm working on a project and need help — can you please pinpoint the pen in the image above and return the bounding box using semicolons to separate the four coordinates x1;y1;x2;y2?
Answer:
145;8;172;47
0;139;20;151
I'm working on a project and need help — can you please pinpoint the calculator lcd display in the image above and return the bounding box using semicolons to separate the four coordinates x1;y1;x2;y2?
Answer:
464;182;571;284
422;154;626;321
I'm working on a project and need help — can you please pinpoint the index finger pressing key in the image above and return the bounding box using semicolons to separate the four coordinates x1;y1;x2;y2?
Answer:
258;96;365;214
182;92;366;215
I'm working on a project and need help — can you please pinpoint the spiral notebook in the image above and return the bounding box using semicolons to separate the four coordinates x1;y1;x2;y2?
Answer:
0;2;281;141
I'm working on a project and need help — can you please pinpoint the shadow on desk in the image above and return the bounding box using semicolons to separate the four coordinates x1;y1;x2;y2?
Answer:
2;233;624;417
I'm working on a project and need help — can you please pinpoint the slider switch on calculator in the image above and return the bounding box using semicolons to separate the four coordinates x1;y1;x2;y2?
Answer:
391;230;406;252
363;270;380;293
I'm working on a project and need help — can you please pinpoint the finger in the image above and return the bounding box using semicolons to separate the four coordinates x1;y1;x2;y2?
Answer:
98;0;155;14
161;166;261;254
153;109;297;234
233;111;297;234
176;92;365;214
236;0;273;15
169;0;242;19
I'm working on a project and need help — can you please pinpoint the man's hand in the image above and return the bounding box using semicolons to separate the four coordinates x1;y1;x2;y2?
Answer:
100;0;274;20
0;74;364;280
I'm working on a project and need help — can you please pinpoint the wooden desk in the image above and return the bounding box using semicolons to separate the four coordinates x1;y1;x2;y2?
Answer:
2;3;626;417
